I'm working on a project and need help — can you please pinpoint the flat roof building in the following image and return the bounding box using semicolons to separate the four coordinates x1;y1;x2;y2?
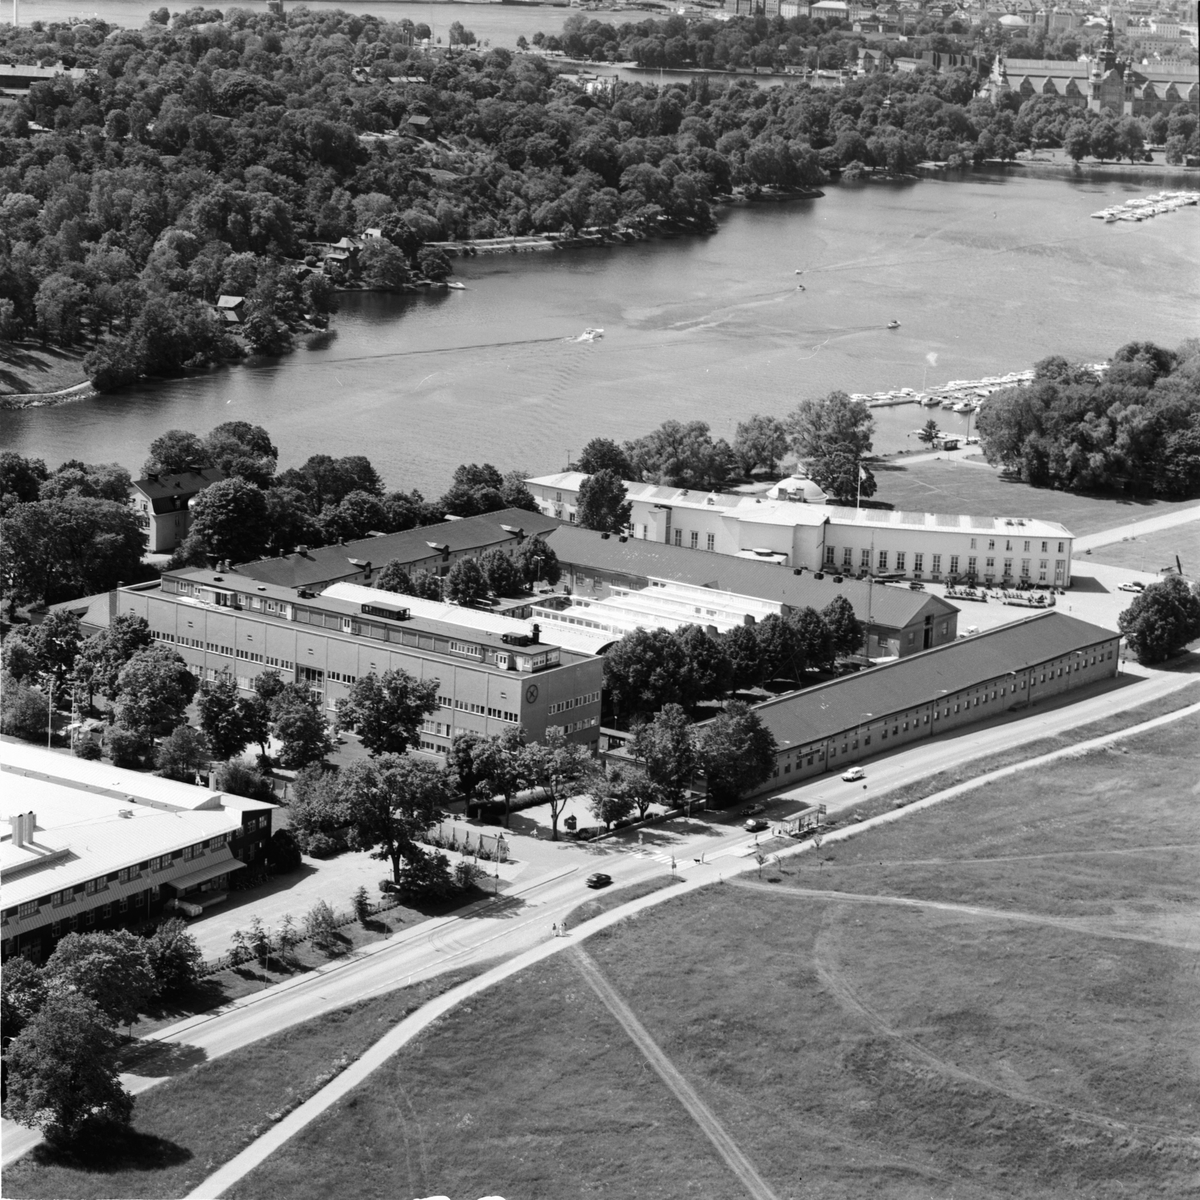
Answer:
1;743;274;962
526;472;1075;589
118;567;604;757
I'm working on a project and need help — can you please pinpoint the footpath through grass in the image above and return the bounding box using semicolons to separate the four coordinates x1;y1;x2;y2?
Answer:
3;968;482;1200
222;715;1199;1200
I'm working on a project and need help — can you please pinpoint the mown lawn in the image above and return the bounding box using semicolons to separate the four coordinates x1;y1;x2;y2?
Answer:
218;714;1199;1200
2;969;482;1200
813;679;1200;829
1080;524;1200;574
0;342;89;395
871;457;1198;537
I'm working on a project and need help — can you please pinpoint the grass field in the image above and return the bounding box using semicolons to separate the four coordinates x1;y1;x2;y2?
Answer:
870;458;1198;538
816;680;1200;828
224;712;1200;1200
1081;525;1200;575
2;969;482;1200
0;343;89;396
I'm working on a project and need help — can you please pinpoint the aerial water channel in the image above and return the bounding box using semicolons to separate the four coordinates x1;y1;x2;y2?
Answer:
5;173;1199;496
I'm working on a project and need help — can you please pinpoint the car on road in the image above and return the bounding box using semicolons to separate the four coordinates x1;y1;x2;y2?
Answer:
743;818;769;832
841;766;866;782
585;873;612;889
1117;581;1145;593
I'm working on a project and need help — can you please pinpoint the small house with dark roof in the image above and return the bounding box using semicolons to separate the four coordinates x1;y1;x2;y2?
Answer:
129;468;225;553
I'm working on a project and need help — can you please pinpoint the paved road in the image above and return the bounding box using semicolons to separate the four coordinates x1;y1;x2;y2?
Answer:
1072;502;1200;552
178;693;1200;1199
1;663;1195;1169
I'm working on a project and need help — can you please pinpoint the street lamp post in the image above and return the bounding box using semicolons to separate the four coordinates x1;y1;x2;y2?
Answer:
856;712;873;749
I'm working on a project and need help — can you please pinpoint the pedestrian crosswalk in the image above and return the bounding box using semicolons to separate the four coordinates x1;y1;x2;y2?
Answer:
631;850;701;870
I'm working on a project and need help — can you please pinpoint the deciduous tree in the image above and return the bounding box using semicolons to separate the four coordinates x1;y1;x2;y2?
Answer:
1117;576;1200;664
696;700;777;807
576;469;632;534
338;754;452;882
187;476;270;564
576;438;632;478
522;728;595;840
115;646;198;738
43;930;157;1027
603;626;687;722
3;990;132;1145
629;703;696;812
335;669;440;758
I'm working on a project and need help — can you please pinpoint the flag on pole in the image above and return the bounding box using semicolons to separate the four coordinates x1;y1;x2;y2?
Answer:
859;465;868;481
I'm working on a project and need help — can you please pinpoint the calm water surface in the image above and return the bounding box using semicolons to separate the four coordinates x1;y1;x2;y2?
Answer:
10;0;631;45
5;175;1199;495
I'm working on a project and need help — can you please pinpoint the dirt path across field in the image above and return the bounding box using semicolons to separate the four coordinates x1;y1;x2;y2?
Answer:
730;879;1200;951
571;946;782;1200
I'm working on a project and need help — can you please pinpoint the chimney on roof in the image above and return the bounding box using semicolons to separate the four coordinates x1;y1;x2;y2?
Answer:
12;811;35;847
531;622;540;644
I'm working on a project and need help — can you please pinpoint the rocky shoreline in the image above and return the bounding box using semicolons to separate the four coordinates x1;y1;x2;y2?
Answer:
0;379;96;410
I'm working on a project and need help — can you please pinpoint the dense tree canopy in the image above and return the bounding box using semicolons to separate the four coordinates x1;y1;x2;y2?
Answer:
976;341;1200;497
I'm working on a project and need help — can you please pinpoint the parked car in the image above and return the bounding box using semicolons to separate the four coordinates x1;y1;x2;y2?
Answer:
1117;581;1145;593
908;581;925;591
740;803;766;817
841;766;866;782
743;818;769;832
585;873;612;889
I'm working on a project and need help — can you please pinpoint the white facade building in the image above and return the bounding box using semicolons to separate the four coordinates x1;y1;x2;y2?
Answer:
526;473;1075;587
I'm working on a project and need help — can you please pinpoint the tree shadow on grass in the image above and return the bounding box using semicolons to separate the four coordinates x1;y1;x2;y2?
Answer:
135;978;230;1024
30;1126;193;1175
458;893;528;920
120;1040;209;1078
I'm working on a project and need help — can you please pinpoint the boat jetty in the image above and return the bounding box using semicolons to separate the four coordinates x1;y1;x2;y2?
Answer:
853;362;1107;412
1091;190;1200;223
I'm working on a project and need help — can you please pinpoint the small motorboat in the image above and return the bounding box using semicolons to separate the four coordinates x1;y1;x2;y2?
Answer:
887;320;901;329
446;281;466;290
578;328;604;341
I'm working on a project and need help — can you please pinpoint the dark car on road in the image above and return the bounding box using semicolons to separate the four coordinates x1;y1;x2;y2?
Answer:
743;818;769;832
586;873;612;889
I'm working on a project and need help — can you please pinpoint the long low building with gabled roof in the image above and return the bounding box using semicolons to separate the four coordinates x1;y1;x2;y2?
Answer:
541;524;960;659
713;611;1120;797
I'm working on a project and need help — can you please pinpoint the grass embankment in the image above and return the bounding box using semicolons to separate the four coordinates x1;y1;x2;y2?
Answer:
2;968;483;1200
563;874;683;927
224;715;1199;1200
0;343;89;397
871;458;1199;538
1081;524;1200;575
817;680;1200;829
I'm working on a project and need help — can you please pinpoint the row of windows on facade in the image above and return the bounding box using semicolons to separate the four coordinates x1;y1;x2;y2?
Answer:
766;649;1110;776
824;547;1067;579
1;823;264;921
168;588;530;660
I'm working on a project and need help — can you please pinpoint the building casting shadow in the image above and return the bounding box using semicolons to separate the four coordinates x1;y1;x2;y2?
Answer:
199;863;320;922
29;1126;193;1174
